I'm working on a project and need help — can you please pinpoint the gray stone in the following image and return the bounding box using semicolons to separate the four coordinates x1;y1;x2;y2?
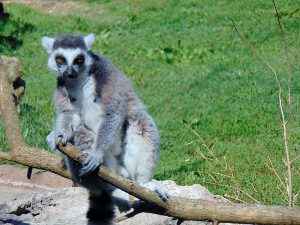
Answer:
0;180;242;225
0;187;89;225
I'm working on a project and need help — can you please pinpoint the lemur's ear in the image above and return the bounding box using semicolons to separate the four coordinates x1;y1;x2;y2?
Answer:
84;33;96;50
41;36;54;54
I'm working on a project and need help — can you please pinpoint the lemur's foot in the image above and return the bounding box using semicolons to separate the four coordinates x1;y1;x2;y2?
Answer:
142;181;169;202
111;189;139;212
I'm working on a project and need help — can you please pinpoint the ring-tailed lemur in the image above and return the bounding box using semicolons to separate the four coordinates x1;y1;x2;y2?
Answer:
42;34;168;225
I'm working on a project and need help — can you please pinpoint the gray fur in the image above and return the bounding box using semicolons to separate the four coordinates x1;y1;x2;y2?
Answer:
42;34;168;225
53;35;86;50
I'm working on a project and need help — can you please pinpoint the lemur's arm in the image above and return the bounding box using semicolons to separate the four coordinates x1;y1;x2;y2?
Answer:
79;99;124;176
48;87;81;147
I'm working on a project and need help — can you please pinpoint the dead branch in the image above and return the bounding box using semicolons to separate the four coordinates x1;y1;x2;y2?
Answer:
0;56;70;178
1;56;300;224
272;0;292;106
227;16;293;207
272;0;293;207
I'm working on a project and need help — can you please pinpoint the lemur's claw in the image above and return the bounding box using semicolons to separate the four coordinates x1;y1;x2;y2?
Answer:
155;188;169;202
141;182;170;202
56;131;68;146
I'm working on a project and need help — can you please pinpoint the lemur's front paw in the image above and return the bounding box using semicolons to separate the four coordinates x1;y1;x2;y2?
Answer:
79;152;102;177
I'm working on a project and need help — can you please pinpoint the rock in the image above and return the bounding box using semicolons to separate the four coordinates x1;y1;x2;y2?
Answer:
0;55;26;113
0;178;245;225
1;55;23;83
0;187;89;225
118;180;230;225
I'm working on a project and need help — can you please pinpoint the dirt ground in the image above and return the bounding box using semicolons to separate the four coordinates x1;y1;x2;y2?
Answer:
0;165;72;202
2;0;106;16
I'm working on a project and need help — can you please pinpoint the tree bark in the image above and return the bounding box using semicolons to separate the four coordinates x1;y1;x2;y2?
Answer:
0;55;300;224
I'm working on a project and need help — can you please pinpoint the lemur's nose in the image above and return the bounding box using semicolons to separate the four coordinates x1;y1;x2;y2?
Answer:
64;66;78;79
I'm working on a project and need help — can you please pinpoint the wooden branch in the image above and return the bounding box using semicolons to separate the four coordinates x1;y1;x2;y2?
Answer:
1;55;300;224
0;56;70;179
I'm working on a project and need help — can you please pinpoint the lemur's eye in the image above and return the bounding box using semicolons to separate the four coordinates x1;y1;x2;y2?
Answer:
75;55;85;65
55;56;65;64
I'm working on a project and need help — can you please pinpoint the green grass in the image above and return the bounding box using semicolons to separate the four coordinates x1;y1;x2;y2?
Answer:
0;0;299;206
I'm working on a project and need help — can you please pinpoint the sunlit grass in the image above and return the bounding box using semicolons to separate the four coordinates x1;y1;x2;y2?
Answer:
0;0;299;206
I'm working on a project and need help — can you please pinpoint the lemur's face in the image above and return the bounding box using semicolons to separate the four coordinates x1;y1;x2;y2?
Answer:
41;34;95;79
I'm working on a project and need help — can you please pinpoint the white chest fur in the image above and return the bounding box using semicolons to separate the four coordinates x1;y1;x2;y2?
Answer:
70;76;104;133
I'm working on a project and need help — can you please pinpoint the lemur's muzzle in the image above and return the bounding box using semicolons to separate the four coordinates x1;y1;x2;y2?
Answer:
63;66;78;79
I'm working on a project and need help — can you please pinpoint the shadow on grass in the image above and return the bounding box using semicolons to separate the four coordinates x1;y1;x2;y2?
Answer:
0;35;22;50
0;3;35;51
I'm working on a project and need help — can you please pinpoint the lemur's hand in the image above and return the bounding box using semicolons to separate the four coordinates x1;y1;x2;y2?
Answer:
55;113;80;146
46;129;73;149
73;125;100;176
79;151;103;177
55;129;73;146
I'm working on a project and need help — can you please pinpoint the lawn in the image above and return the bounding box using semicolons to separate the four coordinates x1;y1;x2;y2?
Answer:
0;0;299;206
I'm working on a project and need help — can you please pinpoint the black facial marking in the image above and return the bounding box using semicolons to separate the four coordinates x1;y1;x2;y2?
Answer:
63;66;78;79
57;76;65;87
74;54;85;65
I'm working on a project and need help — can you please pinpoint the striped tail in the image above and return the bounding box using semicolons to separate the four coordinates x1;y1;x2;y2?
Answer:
87;191;115;225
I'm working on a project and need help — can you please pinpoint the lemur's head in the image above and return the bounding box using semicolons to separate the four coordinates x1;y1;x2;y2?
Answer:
41;34;95;79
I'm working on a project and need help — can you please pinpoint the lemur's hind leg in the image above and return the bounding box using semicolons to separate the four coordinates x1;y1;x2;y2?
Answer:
112;113;169;210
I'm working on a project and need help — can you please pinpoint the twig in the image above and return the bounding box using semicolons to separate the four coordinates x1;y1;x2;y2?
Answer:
183;122;210;151
272;0;292;106
290;155;300;164
291;168;300;176
186;125;259;203
227;16;293;207
203;181;261;204
224;194;248;204
266;155;285;190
